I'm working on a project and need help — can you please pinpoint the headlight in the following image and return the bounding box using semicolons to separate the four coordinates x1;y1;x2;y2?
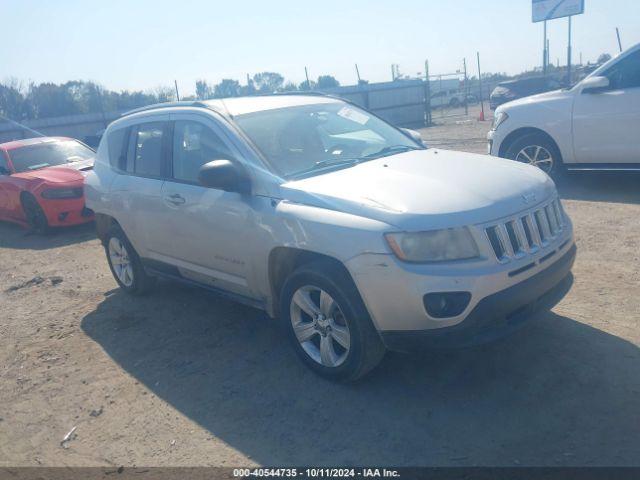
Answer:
41;187;83;199
385;227;479;263
492;111;509;131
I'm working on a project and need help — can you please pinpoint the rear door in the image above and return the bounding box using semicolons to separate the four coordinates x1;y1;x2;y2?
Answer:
108;118;171;255
572;50;640;164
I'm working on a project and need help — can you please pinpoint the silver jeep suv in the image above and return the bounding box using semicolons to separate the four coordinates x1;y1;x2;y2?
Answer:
86;95;575;381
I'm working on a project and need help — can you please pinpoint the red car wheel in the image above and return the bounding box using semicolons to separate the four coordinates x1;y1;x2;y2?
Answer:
21;193;50;234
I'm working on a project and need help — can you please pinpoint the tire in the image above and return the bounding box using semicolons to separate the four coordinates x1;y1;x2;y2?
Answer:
449;97;460;108
104;225;156;295
504;132;565;180
21;193;50;234
280;260;386;382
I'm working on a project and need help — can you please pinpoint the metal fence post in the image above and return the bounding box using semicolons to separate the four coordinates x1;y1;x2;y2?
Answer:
463;58;468;116
424;60;432;127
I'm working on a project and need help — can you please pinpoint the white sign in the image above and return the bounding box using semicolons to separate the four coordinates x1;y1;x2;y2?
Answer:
532;0;584;22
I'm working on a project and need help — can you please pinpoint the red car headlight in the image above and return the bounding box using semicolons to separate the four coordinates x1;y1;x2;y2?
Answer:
41;187;83;199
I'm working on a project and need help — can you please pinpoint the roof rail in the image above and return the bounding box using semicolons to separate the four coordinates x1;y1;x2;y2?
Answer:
122;101;210;117
270;91;331;97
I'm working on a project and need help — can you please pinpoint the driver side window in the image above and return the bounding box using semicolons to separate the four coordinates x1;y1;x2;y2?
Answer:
172;120;233;184
603;50;640;90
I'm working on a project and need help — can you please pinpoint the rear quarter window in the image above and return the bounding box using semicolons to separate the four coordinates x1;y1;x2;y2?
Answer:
107;128;128;170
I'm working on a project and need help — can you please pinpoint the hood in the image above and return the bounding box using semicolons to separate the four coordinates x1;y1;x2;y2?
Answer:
497;88;570;110
12;160;92;184
280;149;556;231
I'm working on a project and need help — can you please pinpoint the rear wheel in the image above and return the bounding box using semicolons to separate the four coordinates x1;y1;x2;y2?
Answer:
504;132;564;179
21;194;50;234
280;261;385;382
105;226;156;295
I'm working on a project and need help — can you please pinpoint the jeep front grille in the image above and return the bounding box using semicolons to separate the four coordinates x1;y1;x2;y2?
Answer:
484;198;565;262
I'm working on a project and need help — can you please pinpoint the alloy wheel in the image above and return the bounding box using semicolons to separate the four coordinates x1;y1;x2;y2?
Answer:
515;145;554;173
290;285;351;368
108;237;134;287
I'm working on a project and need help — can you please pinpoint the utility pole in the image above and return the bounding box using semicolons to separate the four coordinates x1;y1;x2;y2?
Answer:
304;67;311;90
424;60;432;126
547;39;550;69
567;16;572;86
463;58;468;116
543;20;548;75
174;80;180;101
477;52;485;121
355;63;361;83
616;27;623;52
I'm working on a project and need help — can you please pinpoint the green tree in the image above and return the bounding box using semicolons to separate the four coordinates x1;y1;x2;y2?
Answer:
195;80;213;100
252;72;284;93
0;79;32;120
298;79;316;91
27;82;78;118
280;81;298;92
213;79;241;98
316;75;340;89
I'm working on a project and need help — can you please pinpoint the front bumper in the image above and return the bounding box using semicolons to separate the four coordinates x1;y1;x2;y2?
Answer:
380;244;576;351
346;211;575;345
41;197;94;227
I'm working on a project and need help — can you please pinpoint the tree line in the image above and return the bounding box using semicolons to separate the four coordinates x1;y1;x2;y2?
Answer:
0;73;342;122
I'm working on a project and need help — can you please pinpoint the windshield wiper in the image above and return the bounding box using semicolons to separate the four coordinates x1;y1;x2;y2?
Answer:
28;163;50;170
290;157;360;179
361;144;422;160
289;145;423;179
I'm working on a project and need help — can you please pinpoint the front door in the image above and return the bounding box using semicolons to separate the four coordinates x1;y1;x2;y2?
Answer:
153;115;256;298
573;49;640;164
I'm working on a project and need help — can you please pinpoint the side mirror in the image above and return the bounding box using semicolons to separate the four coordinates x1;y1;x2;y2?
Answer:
581;76;610;94
401;128;424;145
198;159;250;194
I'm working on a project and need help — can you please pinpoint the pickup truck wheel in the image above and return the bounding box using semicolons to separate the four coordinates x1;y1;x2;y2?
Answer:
105;226;155;295
505;132;565;179
280;261;385;382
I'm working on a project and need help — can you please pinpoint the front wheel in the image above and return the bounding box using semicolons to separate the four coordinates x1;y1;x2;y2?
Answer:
280;261;385;382
105;226;155;295
21;194;50;234
504;132;565;179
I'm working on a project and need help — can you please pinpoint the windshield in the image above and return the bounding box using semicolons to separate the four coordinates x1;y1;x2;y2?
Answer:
9;140;94;173
234;102;423;179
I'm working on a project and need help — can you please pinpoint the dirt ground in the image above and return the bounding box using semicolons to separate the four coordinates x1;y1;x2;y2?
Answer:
1;105;639;467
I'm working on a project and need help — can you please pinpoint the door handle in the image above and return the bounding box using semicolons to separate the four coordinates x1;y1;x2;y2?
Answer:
165;193;186;205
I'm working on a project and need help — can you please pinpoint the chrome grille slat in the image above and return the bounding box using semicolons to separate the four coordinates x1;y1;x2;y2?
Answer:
484;198;565;263
514;218;530;251
497;223;515;257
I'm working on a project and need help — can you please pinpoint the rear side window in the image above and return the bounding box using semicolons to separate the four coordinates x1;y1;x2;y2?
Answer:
107;128;127;169
127;122;167;177
171;120;233;183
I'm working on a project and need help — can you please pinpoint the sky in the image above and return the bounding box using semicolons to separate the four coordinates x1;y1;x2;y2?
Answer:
2;0;639;96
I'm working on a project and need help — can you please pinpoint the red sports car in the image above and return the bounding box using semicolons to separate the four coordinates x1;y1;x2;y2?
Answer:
0;137;95;233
